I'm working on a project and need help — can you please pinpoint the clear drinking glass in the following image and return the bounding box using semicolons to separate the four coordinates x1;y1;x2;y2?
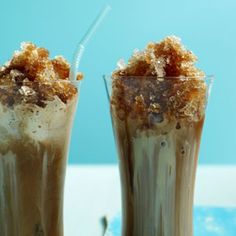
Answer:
104;75;213;236
0;80;80;236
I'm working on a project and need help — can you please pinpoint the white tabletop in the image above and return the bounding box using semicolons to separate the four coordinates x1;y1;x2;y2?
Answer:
64;165;236;236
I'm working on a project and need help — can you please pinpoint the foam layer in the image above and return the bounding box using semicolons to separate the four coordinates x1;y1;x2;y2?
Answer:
0;96;77;143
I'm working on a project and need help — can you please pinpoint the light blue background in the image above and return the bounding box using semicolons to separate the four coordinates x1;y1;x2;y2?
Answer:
0;0;235;164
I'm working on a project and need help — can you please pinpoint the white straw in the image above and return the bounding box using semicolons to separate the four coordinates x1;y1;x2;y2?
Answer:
70;5;111;81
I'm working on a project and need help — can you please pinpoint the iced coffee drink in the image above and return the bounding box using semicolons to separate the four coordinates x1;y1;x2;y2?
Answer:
106;36;212;236
0;43;81;236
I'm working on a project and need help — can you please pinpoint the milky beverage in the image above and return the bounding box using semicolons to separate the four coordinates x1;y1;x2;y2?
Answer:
0;43;81;236
109;36;210;236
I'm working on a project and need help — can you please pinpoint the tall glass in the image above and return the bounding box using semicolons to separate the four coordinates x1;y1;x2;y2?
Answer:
0;81;80;236
104;76;213;236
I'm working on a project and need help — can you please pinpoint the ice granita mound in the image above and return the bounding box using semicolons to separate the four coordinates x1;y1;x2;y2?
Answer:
0;42;83;107
111;36;207;124
113;36;204;78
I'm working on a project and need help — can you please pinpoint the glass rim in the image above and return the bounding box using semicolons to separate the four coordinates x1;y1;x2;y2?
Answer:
103;74;214;81
0;79;82;88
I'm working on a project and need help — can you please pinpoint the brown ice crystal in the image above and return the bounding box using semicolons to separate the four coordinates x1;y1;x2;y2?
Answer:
0;42;82;107
113;36;204;78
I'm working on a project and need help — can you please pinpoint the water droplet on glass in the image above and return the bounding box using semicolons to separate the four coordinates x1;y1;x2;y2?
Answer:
160;139;167;148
